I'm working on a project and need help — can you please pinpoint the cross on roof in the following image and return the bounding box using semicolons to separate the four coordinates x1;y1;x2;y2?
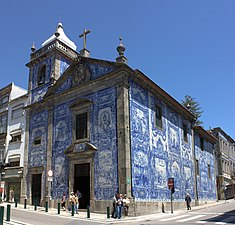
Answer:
79;29;91;50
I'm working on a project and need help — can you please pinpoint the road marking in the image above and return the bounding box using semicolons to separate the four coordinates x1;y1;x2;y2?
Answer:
196;221;207;223
160;214;188;221
4;220;34;225
215;222;226;225
177;214;205;222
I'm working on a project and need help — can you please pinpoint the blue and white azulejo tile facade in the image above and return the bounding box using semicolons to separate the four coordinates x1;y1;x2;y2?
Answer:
51;86;118;200
194;133;216;200
129;80;195;201
27;110;48;196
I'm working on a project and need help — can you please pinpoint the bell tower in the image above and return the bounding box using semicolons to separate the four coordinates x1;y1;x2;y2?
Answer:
26;23;78;104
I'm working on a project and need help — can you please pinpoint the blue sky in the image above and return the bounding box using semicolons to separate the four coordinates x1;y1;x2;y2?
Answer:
1;1;235;139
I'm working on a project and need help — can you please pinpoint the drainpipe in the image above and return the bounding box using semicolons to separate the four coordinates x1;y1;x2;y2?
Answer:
213;143;219;201
192;121;199;206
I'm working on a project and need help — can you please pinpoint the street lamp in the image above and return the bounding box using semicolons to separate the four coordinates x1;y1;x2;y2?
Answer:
47;170;53;208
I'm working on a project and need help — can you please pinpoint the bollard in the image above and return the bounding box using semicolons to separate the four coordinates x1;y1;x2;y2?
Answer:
6;204;11;221
87;205;90;218
58;202;60;214
15;198;17;208
24;198;27;209
71;203;74;216
0;206;4;225
34;200;37;211
162;202;165;213
107;206;110;218
45;201;48;212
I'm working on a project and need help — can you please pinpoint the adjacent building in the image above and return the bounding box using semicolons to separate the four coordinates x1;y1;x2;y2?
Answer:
0;84;11;166
210;127;235;200
0;83;27;201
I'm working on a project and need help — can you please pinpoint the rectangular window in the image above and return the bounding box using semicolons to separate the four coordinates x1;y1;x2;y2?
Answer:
9;161;20;167
0;115;7;133
155;106;162;129
196;159;199;176
10;134;21;143
76;112;88;140
200;137;204;150
183;124;188;143
2;95;9;107
34;138;41;146
12;105;24;119
208;164;211;178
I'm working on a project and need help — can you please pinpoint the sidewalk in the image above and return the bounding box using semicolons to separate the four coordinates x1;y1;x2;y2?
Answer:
1;199;232;225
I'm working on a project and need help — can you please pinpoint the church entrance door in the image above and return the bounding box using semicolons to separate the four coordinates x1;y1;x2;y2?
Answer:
31;174;41;206
74;163;90;209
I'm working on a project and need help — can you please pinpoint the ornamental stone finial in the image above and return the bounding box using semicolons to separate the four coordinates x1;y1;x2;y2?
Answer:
117;36;125;56
55;25;60;37
31;42;36;53
116;36;127;64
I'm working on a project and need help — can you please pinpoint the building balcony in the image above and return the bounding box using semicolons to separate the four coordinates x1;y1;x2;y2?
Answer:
1;166;23;181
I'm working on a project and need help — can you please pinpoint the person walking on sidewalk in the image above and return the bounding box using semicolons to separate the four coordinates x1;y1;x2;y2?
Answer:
61;193;66;211
185;193;191;210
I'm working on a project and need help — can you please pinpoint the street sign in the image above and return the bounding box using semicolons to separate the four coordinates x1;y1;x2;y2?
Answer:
168;177;174;189
1;182;5;188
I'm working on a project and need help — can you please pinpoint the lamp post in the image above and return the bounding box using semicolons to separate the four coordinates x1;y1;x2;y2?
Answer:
47;170;53;208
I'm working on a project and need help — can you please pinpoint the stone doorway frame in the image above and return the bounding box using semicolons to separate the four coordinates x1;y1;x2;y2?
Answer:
28;166;44;205
65;142;97;210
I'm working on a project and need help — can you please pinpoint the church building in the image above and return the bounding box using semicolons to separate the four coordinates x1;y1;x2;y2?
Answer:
21;23;217;214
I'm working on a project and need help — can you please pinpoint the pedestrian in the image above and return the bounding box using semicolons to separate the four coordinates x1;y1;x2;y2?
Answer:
74;192;79;214
123;194;130;217
116;193;123;219
10;189;14;203
111;193;118;218
77;190;82;199
68;192;75;211
185;193;191;210
61;193;66;211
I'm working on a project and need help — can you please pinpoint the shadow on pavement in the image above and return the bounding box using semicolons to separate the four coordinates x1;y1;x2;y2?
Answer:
201;209;235;224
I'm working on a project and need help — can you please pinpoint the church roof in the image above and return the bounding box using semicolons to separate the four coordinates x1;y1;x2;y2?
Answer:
42;23;77;51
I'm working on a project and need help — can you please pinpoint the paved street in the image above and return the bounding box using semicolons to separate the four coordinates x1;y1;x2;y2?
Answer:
1;199;234;225
116;199;235;225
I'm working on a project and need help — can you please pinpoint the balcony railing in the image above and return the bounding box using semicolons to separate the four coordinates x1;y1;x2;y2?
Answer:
2;166;23;179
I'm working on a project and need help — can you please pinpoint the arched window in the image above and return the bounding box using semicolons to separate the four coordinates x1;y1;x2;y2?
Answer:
37;65;46;86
